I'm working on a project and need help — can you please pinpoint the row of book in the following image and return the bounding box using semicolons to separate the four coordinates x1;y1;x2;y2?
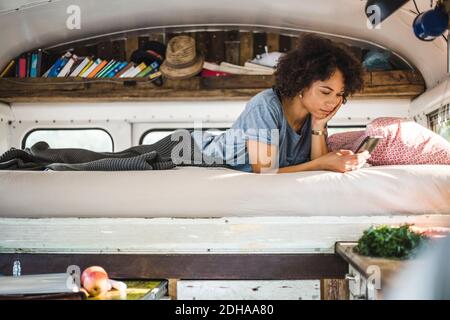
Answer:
1;50;275;79
0;49;51;78
0;51;162;79
42;52;161;79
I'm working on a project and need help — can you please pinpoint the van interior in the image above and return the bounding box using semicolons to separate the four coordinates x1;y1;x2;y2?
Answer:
0;0;449;301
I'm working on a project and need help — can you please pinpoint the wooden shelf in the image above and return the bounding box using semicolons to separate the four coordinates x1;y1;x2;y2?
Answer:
0;70;425;103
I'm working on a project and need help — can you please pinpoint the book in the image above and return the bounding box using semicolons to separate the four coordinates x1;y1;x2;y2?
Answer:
149;70;162;79
203;61;221;71
201;69;230;77
249;51;284;68
126;62;147;78
42;58;60;77
18;55;27;78
114;62;134;78
39;50;55;77
35;49;43;77
119;66;135;78
79;59;99;78
67;57;84;76
49;59;67;77
118;62;136;78
69;57;90;77
137;61;160;78
87;59;108;78
42;53;61;78
95;59;116;78
244;61;275;71
203;61;274;75
0;60;15;78
136;65;154;78
100;61;121;78
30;53;38;77
53;52;73;77
120;66;136;78
219;62;274;75
104;61;128;78
57;54;78;77
26;52;31;77
42;66;52;77
46;52;72;78
83;58;101;78
15;57;19;77
77;59;94;77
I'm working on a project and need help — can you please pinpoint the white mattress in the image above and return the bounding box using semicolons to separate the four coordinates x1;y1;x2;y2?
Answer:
0;165;449;218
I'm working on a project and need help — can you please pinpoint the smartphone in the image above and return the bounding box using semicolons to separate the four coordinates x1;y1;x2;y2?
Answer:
355;136;383;154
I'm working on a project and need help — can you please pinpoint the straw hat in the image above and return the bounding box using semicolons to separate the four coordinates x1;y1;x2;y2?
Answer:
160;35;204;80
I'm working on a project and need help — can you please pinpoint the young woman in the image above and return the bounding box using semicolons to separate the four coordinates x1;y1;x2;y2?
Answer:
191;34;369;173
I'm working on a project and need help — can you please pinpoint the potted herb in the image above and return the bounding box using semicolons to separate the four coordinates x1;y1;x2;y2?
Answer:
354;224;428;259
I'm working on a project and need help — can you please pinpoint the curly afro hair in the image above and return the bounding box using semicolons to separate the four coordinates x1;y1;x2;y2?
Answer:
275;34;364;103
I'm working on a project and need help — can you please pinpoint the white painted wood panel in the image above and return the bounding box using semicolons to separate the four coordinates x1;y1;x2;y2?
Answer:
0;102;12;154
177;280;320;300
0;216;448;254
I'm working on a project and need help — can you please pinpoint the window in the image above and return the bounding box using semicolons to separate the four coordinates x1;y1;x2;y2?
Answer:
141;127;367;144
23;128;114;152
428;105;450;142
140;128;226;145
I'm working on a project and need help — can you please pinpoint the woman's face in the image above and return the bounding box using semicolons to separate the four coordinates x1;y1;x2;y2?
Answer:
301;69;346;120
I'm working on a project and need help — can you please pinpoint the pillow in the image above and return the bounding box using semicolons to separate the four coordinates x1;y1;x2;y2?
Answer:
327;130;365;152
327;117;450;165
363;117;450;165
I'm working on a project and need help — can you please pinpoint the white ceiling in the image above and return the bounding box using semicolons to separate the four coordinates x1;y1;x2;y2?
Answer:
0;0;447;88
0;0;63;12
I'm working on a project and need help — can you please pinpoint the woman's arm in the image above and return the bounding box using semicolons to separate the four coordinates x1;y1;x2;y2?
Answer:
310;102;343;160
275;158;324;173
310;127;329;160
248;140;369;174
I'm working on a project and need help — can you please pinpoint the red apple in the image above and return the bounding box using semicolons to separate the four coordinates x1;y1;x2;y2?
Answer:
81;266;110;297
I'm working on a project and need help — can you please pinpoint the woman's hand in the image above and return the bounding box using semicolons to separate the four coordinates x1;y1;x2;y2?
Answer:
316;149;370;173
311;103;342;130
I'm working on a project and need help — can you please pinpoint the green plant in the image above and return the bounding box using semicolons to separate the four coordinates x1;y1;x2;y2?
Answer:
354;224;428;259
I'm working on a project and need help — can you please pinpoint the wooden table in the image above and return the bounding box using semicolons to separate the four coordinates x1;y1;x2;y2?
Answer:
335;242;415;300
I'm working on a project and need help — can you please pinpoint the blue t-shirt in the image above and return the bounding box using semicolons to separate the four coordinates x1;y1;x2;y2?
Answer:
191;88;312;172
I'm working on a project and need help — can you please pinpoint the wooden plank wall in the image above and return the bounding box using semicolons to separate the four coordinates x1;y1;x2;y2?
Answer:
13;28;420;80
2;27;421;84
0;29;426;102
52;30;318;68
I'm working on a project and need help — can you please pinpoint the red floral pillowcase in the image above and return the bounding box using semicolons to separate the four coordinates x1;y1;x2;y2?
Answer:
327;117;450;165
